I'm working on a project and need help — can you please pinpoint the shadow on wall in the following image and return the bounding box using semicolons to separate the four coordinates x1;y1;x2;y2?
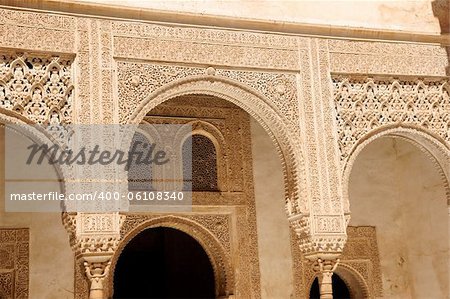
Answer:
432;0;450;75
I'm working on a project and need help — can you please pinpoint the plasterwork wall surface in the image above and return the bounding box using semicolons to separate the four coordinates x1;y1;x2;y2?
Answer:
0;5;447;299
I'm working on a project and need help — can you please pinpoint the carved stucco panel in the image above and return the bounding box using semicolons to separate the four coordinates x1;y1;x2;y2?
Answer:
0;228;29;299
333;76;450;163
292;226;382;298
296;39;346;230
112;21;300;50
317;40;344;215
297;45;320;215
329;39;448;76
74;17;92;125
117;62;204;124
116;61;300;126
0;9;75;53
216;69;299;125
114;36;299;71
0;51;74;125
112;21;302;71
99;20;114;124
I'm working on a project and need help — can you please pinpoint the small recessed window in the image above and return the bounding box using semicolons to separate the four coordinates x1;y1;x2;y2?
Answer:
183;134;218;191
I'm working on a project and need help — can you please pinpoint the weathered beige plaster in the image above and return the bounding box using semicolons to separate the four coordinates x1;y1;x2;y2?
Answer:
0;129;74;299
251;118;294;299
75;0;443;34
349;137;449;299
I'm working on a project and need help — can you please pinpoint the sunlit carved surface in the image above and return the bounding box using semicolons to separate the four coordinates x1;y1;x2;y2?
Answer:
0;2;448;298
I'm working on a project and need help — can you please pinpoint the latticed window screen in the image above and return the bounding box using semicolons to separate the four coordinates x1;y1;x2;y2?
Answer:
128;132;153;191
183;134;218;191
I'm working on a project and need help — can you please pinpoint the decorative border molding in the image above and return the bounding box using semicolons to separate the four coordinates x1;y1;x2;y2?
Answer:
118;62;306;218
0;9;75;53
329;40;448;76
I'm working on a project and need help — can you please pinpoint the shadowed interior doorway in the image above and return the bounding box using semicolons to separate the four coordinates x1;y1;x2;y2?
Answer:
113;227;215;299
309;274;351;299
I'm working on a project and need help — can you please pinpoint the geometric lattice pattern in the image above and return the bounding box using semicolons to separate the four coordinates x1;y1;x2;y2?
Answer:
0;53;73;125
128;131;153;191
333;77;450;162
340;226;383;297
183;134;218;191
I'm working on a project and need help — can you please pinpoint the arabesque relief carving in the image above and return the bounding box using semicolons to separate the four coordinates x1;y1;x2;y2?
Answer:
0;52;73;125
117;62;299;126
0;228;29;299
293;226;382;298
74;97;262;298
0;6;448;299
329;40;449;76
333;76;450;163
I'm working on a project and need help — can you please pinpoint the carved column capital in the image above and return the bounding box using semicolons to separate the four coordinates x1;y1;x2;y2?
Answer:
289;214;347;261
312;258;340;299
63;212;125;299
76;234;120;299
312;258;339;273
83;255;112;299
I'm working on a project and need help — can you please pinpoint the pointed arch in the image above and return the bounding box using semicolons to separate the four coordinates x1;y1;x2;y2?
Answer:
10;57;29;75
364;80;377;93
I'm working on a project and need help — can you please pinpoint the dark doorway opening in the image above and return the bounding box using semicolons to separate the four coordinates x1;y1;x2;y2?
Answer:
309;274;351;299
113;227;215;299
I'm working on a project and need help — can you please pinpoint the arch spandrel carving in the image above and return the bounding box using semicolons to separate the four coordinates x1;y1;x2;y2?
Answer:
0;5;448;298
0;52;74;126
333;76;450;213
119;68;307;218
333;76;450;164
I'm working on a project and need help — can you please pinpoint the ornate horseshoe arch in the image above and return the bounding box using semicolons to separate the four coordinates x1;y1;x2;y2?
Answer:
126;75;308;217
107;215;234;298
342;124;450;214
